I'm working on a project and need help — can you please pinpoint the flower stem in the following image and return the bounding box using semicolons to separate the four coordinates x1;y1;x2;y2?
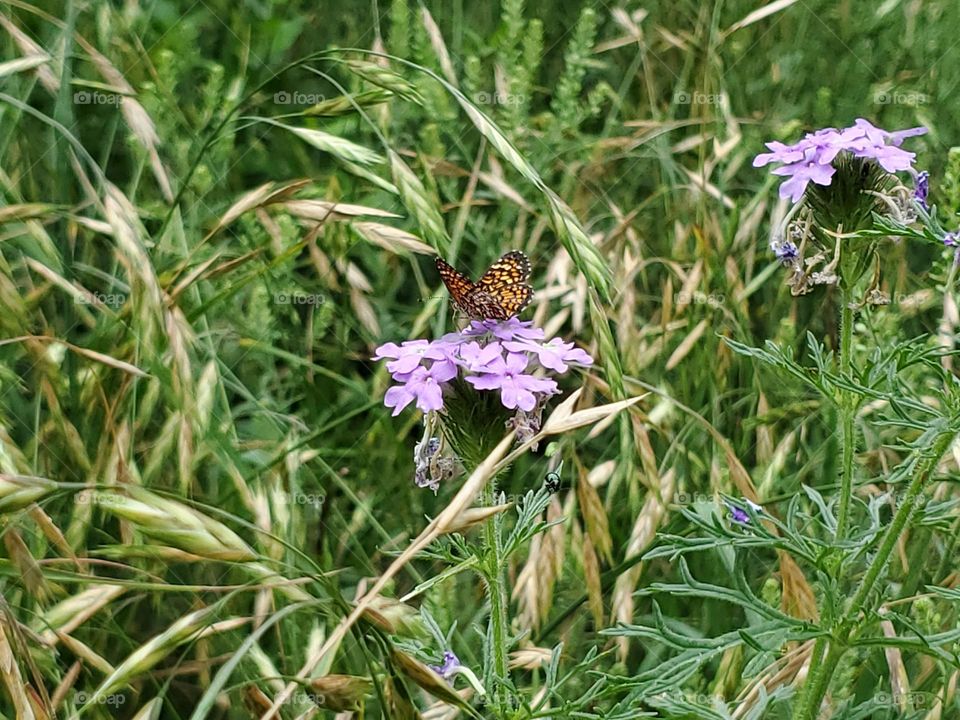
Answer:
791;635;826;717
845;428;955;614
834;290;856;540
793;641;845;720
793;426;957;720
481;480;510;715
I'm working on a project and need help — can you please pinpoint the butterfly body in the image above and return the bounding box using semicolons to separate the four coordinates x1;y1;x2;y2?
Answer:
435;251;533;320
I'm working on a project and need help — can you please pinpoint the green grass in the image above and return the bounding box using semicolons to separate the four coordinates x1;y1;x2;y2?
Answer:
1;0;959;718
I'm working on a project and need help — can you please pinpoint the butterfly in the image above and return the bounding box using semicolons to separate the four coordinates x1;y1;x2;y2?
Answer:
435;250;533;320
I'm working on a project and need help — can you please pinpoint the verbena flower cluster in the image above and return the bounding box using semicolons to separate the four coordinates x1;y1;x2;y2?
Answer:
754;118;927;202
374;318;592;416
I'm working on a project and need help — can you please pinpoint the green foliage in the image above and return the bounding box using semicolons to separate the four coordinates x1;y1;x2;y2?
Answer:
2;0;960;718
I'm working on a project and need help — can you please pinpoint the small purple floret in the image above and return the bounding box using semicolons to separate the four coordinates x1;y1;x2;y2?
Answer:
503;337;594;373
914;170;930;210
465;352;559;412
728;505;750;524
944;231;960;264
429;650;462;680
771;237;799;264
726;498;763;524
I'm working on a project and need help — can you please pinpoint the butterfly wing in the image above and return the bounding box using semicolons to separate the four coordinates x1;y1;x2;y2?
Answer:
473;251;533;318
435;257;476;312
435;251;533;320
475;251;532;289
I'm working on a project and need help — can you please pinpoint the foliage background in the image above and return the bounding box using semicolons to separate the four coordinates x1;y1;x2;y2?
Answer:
1;0;958;717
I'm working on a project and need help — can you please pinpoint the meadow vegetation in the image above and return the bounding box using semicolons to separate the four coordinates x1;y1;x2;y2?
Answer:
1;0;959;718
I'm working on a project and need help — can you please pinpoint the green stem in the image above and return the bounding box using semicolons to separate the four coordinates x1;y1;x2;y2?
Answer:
834;290;856;540
792;636;827;719
793;427;957;720
793;641;846;720
481;480;509;716
845;430;954;615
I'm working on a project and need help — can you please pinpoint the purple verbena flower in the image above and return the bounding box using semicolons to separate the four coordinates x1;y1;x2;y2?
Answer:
429;650;461;680
462;317;546;342
466;352;559;412
847;118;926;147
726;497;763;525
503;337;593;373
771;237;799;265
857;143;918;173
374;339;459;376
728;504;750;524
459;341;504;372
754;139;822;167
772;153;837;202
754;118;927;202
384;362;458;416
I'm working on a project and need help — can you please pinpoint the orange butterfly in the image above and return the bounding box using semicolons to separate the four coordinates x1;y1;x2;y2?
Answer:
435;251;533;320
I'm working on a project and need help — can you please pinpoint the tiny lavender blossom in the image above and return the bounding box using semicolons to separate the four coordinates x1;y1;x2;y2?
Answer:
770;237;799;265
428;650;486;695
429;650;461;680
944;231;960;263
754;118;927;202
466;352;559;411
462;317;546;341
728;504;750;524
383;363;458;416
726;498;763;524
503;337;593;373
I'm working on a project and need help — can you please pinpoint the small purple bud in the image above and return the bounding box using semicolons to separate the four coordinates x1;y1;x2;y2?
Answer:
729;505;750;524
944;231;960;265
725;498;760;524
914;170;930;210
429;650;462;680
772;239;799;265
